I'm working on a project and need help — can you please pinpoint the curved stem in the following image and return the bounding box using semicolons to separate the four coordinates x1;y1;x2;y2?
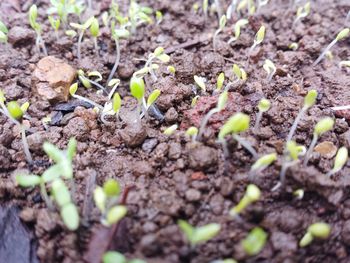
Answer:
303;134;318;166
77;30;84;62
21;126;33;164
214;0;222;20
286;108;305;142
254;111;262;133
73;94;104;110
40;181;54;211
313;39;337;66
233;134;258;158
107;39;120;84
198;108;219;141
249;42;257;54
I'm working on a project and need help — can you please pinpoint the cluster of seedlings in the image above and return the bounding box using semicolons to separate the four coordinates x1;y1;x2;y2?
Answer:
2;0;350;261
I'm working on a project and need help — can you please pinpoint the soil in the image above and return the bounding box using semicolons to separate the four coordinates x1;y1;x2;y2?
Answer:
1;0;350;262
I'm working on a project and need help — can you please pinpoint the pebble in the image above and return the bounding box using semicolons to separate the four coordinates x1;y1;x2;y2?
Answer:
164;107;178;124
185;189;201;202
133;160;154;177
120;123;147;148
314;141;337;159
7;26;35;46
19;207;36;223
168;142;182;160
188;145;217;170
142;138;158;153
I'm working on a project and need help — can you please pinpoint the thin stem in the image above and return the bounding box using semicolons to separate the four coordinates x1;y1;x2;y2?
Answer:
40;182;54;211
331;105;350;111
87;78;108;94
73;94;104;110
107;38;120;84
286;108;305;142
254;111;262;133
313;39;337;66
213;29;221;52
218;138;230;159
233;134;258;158
249;42;257;54
215;0;223;20
272;160;299;191
77;30;84;62
93;37;98;53
21;126;33;164
198;108;219;141
303;134;318;166
267;68;276;82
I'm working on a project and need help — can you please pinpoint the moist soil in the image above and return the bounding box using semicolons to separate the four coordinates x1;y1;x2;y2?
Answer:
1;0;350;262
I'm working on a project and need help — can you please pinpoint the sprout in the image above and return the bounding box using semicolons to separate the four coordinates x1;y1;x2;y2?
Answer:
293;189;304;200
167;65;176;75
127;0;153;34
48;16;61;41
313;28;350;66
186;127;199;143
257;0;269;11
129;76;145;117
90;17;100;53
77;69;107;92
249;25;266;53
226;0;238;20
286;89;318;142
218;113;257;158
164;124;178;136
230;184;261;216
191;95;200;107
254;98;271;133
93;179;127;226
69;83;104;111
263;59;276;81
0;91;32;163
326;146;348;177
228;19;249;44
241;227;267;256
213;15;227;52
194;75;206;92
289;42;299;50
16;138;79;230
0;20;8;43
339;60;350;68
156;10;163;24
223;64;247;92
70;16;95;62
216;72;225;91
299;222;331;247
178;220;221;246
293;2;311;26
203;0;209;17
198;91;228;141
303;117;334;166
29;5;48;56
249;153;277;181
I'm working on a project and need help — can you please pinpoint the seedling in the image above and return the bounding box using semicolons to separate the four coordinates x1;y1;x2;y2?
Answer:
263;59;276;81
77;70;107;93
249;153;277;181
216;72;225;92
167;65;176;75
178;220;221;246
257;0;269;11
303;117;334;166
289;42;299;50
128;0;153;34
241;227;267;256
90;17;100;53
293;2;311;26
198;91;228;141
230;184;261;216
29;5;48;56
226;0;238;20
16;138;79;230
339;60;350;68
313;28;350;66
294;189;304;200
103;251;146;263
164;124;178;136
48;0;85;25
69;83;104;111
194;75;206;92
93;179;127;226
48;16;61;40
156;11;163;24
299;222;331;247
130;76;144;117
203;0;209;17
70;16;95;62
286;89;317;142
228;19;249;44
0;91;32;163
254;98;271;133
191;95;200;107
222;64;247;92
0;20;8;43
249;25;265;53
326;146;348;177
186;127;199;143
213;15;227;52
218;113;258;158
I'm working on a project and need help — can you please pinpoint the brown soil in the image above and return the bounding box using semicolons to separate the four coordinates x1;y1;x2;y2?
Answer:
1;0;350;262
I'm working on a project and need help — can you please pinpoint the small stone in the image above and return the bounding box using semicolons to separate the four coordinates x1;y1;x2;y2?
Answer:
19;207;36;223
168;142;182;160
188;145;217;170
185;189;201;202
120;124;147;148
7;26;35;46
62;117;90;140
32;56;76;103
0;145;11;170
142;138;158;153
133;160;154;177
191;171;207;180
27;132;46;152
314;141;337;159
117;60;135;79
209;194;224;215
165;107;178;123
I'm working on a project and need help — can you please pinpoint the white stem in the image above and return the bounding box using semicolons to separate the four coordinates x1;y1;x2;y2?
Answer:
303;134;318;166
233;134;258;158
213;29;221;52
107;39;120;84
331;105;350;111
218;138;230;159
254;111;262;133
73;94;104;110
77;30;84;62
93;37;98;53
198;108;219;141
249;42;257;54
214;0;223;20
21;126;33;163
286;108;305;142
313;39;337;66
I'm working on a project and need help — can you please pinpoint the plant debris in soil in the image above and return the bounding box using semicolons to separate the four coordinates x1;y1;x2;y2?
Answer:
1;0;350;262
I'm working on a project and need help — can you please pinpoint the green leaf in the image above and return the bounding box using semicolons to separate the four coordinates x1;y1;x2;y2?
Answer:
178;220;194;242
65;30;77;37
258;98;271;112
191;223;221;245
51;179;71;207
103;251;127;263
93;187;106;213
216;72;225;90
20;102;30;113
304;89;317;109
130;76;145;101
0;20;8;33
255;25;266;44
103;179;121;197
113;28;130;39
314;117;334;136
16;174;41;187
67;138;77;160
29;5;38;30
241;227;267;256
163;124;178;135
106;205;127;225
336;28;350;41
246;184;261;201
88;71;102;81
43;142;65;163
153;47;164;56
186;127;198;137
332;147;348;173
7;101;23;119
61;203;80;231
232;64;242;79
194;75;206;92
70;22;84;30
69;83;78;96
219;15;227;30
90;17;99;37
147;89;161;108
286;140;305;160
112;93;122;113
218;113;250;139
0;31;7;43
0;90;5;103
157;54;170;63
41;164;61;183
251;153;277;171
308;222;331;239
108;79;120;87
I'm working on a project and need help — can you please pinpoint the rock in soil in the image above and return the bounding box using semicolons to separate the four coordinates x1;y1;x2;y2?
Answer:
32;56;76;103
120;123;147;148
7;26;35;47
188;144;218;170
314;141;337;159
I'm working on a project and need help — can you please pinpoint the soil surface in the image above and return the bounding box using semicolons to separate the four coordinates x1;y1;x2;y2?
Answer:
1;0;350;262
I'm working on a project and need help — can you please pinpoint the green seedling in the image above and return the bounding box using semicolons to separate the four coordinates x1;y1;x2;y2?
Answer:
218;113;257;158
134;47;170;82
339;60;350;68
103;251;146;263
194;75;206;92
286;89;317;142
303;117;334;166
178;220;221;246
78;69;107;93
216;73;225;91
326;146;348;177
289;42;299;50
186;127;199;143
228;19;249;44
198;91;228;141
93;179;127;226
299;222;331;247
249;153;277;181
164;124;178;136
247;0;256;14
29;5;48;56
313;28;350;66
226;0;238;20
193;3;200;13
156;10;163;24
191;95;200;107
90;17;100;52
69;83;104;111
293;2;311;26
273;140;306;191
230;184;261;216
0;20;8;43
130;76;145;117
241;227;267;256
48;16;60;40
0;91;32;163
257;0;269;11
48;0;85;25
294;188;304;200
203;0;209;17
66;30;77;37
249;25;265;53
213;15;227;52
16;138;79;230
263;59;276;81
254;98;271;133
222;64;247;92
167;65;176;75
128;0;153;34
70;16;95;62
